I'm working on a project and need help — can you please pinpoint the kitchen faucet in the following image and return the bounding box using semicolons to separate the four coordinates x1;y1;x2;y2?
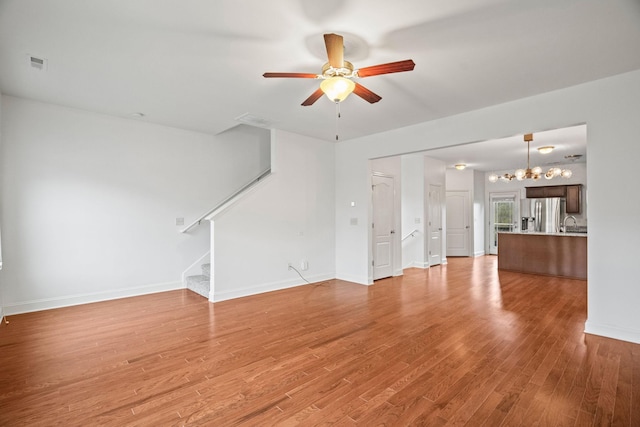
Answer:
563;215;577;232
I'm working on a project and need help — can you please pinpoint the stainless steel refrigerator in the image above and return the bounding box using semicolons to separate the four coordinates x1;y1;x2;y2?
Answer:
523;198;566;233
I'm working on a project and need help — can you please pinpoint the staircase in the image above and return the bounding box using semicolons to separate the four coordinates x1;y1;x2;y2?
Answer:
186;263;210;298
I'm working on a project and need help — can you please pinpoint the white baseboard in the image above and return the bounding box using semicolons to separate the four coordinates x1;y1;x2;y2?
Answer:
212;273;336;303
403;261;429;270
3;281;184;316
584;320;640;344
474;251;486;257
334;273;369;285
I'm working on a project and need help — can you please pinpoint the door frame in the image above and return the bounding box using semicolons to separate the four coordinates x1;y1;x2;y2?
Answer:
427;183;443;267
488;191;519;255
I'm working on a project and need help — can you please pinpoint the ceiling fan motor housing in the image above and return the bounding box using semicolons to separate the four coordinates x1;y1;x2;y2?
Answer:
322;61;354;79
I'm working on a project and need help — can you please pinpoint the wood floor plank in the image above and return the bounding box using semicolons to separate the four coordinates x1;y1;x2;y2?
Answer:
1;256;639;425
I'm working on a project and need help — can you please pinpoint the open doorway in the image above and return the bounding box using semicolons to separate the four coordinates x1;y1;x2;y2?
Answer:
488;192;518;255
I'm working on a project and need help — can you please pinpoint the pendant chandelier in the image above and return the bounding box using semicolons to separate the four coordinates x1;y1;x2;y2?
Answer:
488;133;572;183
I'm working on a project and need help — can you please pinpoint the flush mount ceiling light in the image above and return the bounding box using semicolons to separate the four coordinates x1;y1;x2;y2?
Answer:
454;164;466;170
537;146;554;154
488;133;572;183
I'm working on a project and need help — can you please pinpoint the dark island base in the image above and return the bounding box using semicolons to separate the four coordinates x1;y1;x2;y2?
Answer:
498;233;587;280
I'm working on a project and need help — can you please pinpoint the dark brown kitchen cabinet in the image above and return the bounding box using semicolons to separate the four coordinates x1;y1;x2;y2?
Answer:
545;185;568;198
525;186;547;198
566;184;582;213
526;184;582;213
525;185;566;198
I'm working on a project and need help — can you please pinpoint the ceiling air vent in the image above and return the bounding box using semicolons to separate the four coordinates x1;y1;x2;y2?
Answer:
27;55;48;71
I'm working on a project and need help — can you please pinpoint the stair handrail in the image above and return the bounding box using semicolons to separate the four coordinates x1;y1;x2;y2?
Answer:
402;229;420;241
180;168;272;233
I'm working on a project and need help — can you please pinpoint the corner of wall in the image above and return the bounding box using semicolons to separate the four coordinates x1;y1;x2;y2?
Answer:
0;91;4;322
584;320;640;345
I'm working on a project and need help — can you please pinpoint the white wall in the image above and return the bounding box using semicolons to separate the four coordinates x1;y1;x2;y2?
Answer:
0;96;270;314
473;170;486;256
211;130;335;301
335;70;640;344
401;154;425;268
0;91;4;322
446;167;474;191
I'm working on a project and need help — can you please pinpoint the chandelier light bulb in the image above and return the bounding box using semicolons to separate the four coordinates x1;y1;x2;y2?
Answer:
488;173;498;183
532;166;542;175
561;169;573;178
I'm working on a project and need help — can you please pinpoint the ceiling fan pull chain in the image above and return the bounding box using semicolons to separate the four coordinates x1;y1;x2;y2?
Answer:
335;101;340;141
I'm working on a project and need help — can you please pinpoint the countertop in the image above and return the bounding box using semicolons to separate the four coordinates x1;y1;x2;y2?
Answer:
499;231;587;237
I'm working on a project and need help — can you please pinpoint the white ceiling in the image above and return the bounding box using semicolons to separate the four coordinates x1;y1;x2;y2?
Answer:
1;0;639;169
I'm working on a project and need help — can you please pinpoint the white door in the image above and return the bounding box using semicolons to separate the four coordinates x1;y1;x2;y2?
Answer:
489;192;518;255
372;174;395;280
428;184;442;266
446;191;470;257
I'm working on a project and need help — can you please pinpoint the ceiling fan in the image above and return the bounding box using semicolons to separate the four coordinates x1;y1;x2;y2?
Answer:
263;33;415;106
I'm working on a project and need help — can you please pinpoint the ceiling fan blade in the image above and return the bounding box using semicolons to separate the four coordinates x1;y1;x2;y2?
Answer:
356;59;416;77
301;88;325;106
353;83;382;104
324;33;344;68
263;72;318;78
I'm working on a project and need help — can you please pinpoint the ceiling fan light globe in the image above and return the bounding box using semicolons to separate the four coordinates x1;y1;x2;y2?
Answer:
320;76;355;102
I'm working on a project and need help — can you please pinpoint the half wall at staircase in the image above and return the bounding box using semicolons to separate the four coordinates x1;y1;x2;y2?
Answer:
0;96;270;314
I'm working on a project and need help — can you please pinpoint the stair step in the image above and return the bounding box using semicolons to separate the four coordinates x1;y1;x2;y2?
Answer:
186;274;209;298
201;263;211;278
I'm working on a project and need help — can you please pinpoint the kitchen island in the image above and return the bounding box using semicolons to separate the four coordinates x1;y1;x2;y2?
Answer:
498;232;587;280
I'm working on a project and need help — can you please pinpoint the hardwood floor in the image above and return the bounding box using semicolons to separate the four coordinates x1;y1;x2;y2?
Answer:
1;256;638;426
